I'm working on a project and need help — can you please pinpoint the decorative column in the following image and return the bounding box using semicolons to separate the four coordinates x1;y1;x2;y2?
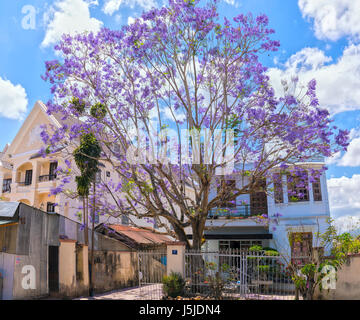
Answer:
282;175;288;204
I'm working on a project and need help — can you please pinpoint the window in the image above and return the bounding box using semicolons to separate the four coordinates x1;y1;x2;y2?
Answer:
250;179;268;215
47;202;56;213
2;178;11;193
312;176;322;201
121;214;129;225
273;174;283;204
106;171;110;178
25;170;33;186
217;180;236;208
49;162;58;180
95;170;101;184
290;232;312;267
287;173;309;202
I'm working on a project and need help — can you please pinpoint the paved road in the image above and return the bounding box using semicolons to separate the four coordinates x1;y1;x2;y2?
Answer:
75;284;163;300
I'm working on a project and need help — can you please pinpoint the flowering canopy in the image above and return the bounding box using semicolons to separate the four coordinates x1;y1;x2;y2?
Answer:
41;0;349;248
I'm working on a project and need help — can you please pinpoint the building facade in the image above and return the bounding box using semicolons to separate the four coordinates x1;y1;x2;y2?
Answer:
0;101;153;229
202;161;331;259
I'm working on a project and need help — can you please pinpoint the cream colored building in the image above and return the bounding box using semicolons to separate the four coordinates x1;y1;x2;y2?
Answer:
0;101;119;225
0;101;166;230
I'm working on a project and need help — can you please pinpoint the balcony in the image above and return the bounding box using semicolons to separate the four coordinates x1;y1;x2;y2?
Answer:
39;174;57;182
208;205;268;219
17;181;32;187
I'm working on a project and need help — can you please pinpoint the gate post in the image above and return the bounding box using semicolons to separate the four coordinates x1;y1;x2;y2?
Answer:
166;242;186;277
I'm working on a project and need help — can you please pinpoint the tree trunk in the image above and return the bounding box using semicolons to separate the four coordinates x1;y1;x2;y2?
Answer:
84;197;89;246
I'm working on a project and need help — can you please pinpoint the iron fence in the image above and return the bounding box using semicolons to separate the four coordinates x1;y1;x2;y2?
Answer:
137;249;297;300
185;249;297;300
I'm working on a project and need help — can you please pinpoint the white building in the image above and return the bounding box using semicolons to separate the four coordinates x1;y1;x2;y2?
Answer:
202;161;330;260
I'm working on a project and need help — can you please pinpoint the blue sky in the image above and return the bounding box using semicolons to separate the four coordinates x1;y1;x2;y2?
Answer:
0;0;360;224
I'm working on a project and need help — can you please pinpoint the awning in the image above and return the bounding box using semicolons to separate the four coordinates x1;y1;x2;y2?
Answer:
187;233;273;240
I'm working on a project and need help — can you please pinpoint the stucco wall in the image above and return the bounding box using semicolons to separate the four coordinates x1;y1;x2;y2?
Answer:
315;255;360;300
92;251;138;293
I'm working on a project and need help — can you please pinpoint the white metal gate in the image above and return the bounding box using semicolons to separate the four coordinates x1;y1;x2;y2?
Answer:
138;250;167;300
184;250;296;300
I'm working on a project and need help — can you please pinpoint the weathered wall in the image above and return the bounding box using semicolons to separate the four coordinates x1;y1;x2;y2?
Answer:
0;225;18;254
0;253;15;300
1;203;144;299
92;251;138;293
58;240;77;298
11;205;56;299
315;255;360;300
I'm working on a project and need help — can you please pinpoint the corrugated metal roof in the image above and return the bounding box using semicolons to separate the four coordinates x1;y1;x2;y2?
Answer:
0;201;20;218
108;224;170;245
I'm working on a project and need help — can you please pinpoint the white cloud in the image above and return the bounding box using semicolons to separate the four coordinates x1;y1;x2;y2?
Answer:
114;14;122;24
102;0;157;16
127;16;136;25
268;43;360;115
41;0;103;48
325;151;341;166
328;175;360;219
223;0;236;6
333;215;360;234
0;77;28;120
298;0;360;41
336;129;360;167
162;107;186;123
326;128;360;167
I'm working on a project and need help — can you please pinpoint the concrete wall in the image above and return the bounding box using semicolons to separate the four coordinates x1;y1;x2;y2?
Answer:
0;253;15;300
0;225;18;254
11;204;56;299
0;203;147;299
315;255;360;300
58;240;77;298
92;251;138;294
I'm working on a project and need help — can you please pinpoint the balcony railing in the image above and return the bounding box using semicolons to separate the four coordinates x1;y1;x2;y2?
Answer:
208;205;268;219
2;186;11;193
17;181;32;186
39;174;57;182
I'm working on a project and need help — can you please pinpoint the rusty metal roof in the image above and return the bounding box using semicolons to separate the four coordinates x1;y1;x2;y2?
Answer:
95;224;171;250
108;225;170;244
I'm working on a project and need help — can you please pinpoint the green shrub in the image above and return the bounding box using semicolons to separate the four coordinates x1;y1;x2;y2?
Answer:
90;103;107;119
70;97;86;114
162;272;185;298
249;245;263;252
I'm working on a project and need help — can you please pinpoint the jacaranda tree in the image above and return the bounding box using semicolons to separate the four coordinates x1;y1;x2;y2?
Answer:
41;0;349;249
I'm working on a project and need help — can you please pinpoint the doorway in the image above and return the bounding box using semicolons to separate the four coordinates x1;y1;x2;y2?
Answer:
48;246;59;294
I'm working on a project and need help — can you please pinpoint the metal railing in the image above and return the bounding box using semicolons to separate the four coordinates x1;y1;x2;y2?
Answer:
39;174;57;182
17;181;32;186
184;249;296;300
2;186;11;193
208;206;268;218
138;250;167;300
